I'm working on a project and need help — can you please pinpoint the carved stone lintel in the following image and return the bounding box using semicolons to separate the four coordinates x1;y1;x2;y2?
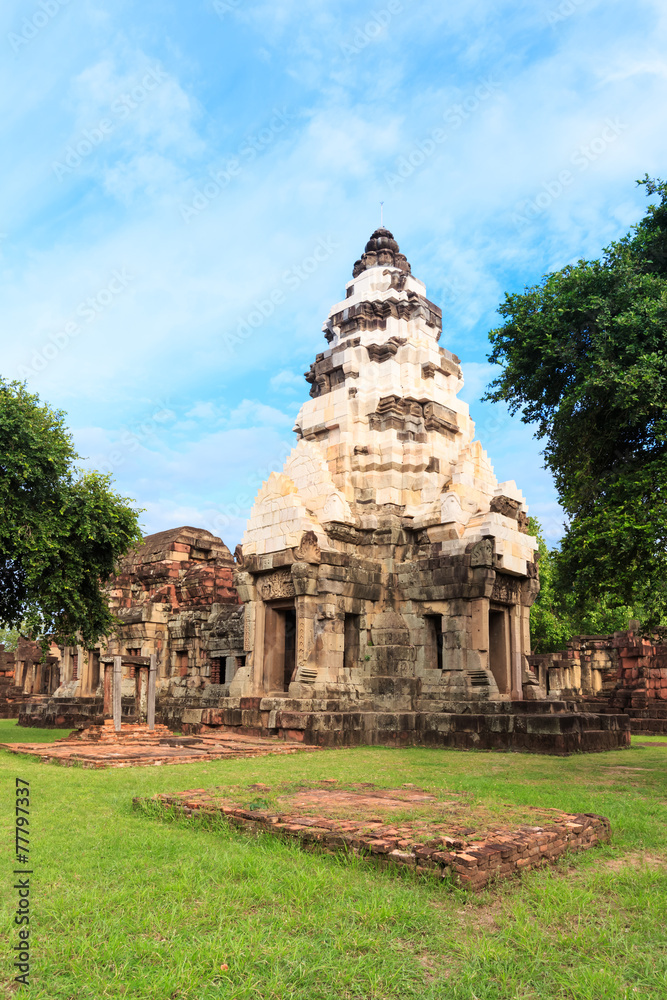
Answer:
492;574;522;605
258;569;295;602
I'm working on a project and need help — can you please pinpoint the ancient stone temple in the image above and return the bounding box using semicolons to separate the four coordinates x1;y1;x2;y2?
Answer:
2;229;630;752
14;527;245;729
217;228;628;752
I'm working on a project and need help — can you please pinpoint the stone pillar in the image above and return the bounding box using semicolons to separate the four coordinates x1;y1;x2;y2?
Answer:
148;654;156;730
252;601;266;695
510;605;523;700
113;656;122;732
471;598;489;673
77;645;88;695
135;669;146;722
520;605;531;657
61;648;70;685
103;664;112;716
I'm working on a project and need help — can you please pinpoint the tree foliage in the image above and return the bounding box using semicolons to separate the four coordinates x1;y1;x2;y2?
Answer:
486;178;667;626
0;626;19;651
528;517;633;653
0;379;143;648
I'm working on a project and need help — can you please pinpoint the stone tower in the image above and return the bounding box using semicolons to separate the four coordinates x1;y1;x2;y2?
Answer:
7;228;631;751
231;227;542;733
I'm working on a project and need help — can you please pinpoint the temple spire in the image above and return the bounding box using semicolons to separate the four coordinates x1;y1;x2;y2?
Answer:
352;227;412;278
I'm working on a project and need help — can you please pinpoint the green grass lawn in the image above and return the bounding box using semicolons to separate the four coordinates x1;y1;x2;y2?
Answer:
1;740;666;1000
0;719;73;744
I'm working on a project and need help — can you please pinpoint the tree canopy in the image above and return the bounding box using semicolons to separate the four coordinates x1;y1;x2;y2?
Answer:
527;517;633;652
0;378;143;648
486;177;667;628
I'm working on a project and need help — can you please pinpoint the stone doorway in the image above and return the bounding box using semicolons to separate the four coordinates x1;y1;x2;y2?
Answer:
263;601;297;694
425;614;444;671
47;663;60;695
489;608;511;695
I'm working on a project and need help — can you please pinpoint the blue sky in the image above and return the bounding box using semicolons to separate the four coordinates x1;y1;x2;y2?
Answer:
2;0;666;549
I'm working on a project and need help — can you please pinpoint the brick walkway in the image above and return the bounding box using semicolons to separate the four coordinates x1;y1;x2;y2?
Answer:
0;722;322;769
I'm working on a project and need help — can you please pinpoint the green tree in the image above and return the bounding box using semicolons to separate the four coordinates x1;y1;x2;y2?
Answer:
526;517;572;653
0;378;143;648
528;517;634;652
0;626;19;651
486;178;667;626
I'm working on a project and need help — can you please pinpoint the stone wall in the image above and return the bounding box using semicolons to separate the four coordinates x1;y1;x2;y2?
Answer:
528;627;667;733
11;527;244;729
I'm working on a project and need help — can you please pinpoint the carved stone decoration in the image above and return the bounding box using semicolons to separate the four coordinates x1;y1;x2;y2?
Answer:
471;538;494;568
385;269;408;291
492;575;522;605
422;361;457;380
490;495;522;519
441;493;469;526
322;491;350;524
243;603;255;651
297;615;312;667
367;337;406;363
305;361;347;398
423;401;459;434
352;228;412;277
234;544;245;567
332;297;441;338
295;530;321;564
257;569;295;601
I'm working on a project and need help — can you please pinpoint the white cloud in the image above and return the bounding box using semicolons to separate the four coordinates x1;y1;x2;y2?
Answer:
1;0;665;553
269;369;305;392
227;400;294;428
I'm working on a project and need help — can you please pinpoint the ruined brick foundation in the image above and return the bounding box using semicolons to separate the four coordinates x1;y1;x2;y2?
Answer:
138;788;611;890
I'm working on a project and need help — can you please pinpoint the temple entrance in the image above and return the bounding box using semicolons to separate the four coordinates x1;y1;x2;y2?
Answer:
283;609;296;689
344;614;360;670
46;663;60;694
90;652;100;692
263;601;297;694
425;614;444;671
489;608;510;695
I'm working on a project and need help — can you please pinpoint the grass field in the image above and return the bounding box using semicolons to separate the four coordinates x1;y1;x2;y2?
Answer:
0;719;73;744
1;727;666;999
